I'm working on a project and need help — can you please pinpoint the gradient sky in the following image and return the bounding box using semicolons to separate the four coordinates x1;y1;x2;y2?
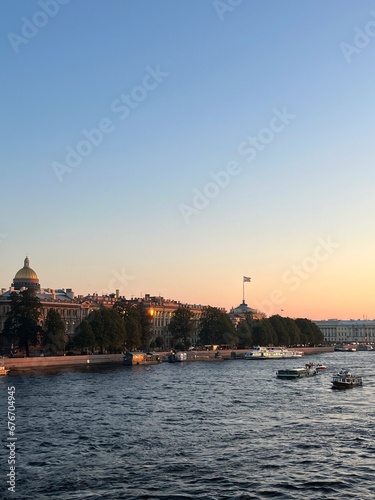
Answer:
1;0;375;320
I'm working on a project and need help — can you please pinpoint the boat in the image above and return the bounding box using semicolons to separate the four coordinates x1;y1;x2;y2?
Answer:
315;364;327;371
276;364;317;379
123;352;162;366
332;369;363;389
334;345;357;352
244;346;303;360
0;366;10;376
168;352;187;362
306;362;327;371
0;358;9;375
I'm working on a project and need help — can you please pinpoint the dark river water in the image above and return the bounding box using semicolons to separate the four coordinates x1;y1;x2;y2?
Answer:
1;351;374;499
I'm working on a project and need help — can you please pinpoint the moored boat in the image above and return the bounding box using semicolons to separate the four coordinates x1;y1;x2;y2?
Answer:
0;366;10;376
123;352;162;366
0;357;9;375
332;369;363;389
168;351;187;362
276;364;317;379
244;346;303;360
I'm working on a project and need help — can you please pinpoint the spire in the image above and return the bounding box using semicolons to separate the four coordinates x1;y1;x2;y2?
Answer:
24;256;30;268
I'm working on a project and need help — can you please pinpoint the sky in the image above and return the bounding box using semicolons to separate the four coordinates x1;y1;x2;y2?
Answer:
1;0;375;320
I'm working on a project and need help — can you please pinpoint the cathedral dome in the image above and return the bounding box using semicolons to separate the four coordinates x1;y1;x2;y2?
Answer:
12;256;40;290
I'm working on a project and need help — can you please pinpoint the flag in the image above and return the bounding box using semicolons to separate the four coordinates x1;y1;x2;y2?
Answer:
243;276;251;282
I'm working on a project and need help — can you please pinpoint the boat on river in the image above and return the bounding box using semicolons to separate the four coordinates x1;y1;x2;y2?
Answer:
315;363;327;370
168;352;187;363
276;364;317;379
0;358;9;375
244;346;303;360
332;369;363;389
0;366;9;376
123;352;162;366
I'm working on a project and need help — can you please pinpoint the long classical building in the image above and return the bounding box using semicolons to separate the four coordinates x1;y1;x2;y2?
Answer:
0;257;91;354
120;294;208;349
314;319;375;344
0;258;216;353
1;256;252;353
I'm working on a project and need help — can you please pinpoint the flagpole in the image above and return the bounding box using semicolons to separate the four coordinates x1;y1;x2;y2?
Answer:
243;276;251;304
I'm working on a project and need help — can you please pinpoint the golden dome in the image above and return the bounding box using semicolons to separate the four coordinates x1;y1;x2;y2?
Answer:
13;256;40;290
14;267;38;280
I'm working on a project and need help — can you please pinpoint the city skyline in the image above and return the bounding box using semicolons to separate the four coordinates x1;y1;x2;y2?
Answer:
1;1;375;321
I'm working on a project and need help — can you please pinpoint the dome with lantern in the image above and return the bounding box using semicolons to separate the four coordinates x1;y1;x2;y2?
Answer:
12;256;40;291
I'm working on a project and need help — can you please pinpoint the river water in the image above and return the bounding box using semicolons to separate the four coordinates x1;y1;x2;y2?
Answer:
1;351;374;499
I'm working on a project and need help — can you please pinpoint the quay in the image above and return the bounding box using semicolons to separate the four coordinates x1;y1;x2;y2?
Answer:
3;347;334;371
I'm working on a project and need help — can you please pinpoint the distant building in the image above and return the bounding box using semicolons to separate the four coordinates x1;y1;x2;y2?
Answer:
122;294;208;349
0;256;91;354
314;319;375;344
229;300;265;327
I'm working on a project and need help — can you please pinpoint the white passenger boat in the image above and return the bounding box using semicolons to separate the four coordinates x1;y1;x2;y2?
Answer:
244;346;303;360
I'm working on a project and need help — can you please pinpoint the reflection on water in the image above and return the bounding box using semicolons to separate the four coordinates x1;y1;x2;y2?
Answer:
1;351;374;499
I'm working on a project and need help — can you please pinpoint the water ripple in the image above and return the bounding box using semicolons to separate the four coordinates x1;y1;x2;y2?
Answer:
1;352;374;499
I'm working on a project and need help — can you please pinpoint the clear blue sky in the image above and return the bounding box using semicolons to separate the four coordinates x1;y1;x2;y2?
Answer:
1;0;375;319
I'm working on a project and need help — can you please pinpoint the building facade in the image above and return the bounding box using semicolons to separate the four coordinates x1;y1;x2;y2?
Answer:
0;257;91;354
314;319;375;345
229;300;265;327
121;294;207;349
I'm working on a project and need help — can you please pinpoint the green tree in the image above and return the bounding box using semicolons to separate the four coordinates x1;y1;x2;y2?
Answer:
3;289;42;357
73;319;95;352
295;318;323;346
42;309;65;354
284;317;301;346
113;300;142;350
252;318;277;346
198;306;237;346
86;307;126;353
237;320;252;349
269;315;290;346
168;306;194;349
153;335;164;350
136;303;153;350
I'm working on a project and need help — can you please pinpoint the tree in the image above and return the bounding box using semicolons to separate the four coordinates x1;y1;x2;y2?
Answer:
284;317;301;346
153;335;164;350
168;306;194;349
84;307;126;353
237;320;252;349
42;309;65;354
252;318;277;346
198;306;237;346
73;319;95;352
136;303;153;350
295;318;324;346
269;315;290;346
3;289;42;357
113;300;142;350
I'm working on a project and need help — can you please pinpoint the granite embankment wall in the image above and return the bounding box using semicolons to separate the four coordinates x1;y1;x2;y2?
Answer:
4;354;124;370
4;347;334;370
